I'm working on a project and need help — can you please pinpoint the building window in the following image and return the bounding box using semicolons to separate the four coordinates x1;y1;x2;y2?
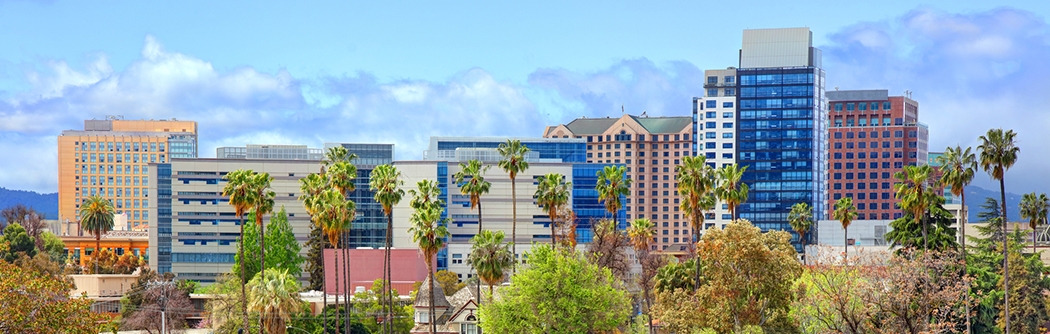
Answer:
707;89;718;97
707;76;718;84
706;100;717;108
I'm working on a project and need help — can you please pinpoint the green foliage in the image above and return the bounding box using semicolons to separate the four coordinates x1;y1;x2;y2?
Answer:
233;208;305;282
39;231;66;264
350;279;414;334
677;155;716;235
435;270;466;296
248;268;304;334
714;164;749;219
595;165;631;220
654;257;699;293
479;244;631;333
304;222;326;291
468;230;513;294
0;223;35;262
886;199;959;252
0;260;103;333
535;173;571;244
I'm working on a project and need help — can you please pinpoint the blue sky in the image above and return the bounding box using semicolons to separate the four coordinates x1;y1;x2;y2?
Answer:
1;0;1049;195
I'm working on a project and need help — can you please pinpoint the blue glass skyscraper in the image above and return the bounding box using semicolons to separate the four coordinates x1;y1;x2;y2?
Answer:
735;28;827;249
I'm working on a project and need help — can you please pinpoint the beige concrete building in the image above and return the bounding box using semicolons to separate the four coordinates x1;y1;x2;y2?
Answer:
544;114;696;251
58;117;198;231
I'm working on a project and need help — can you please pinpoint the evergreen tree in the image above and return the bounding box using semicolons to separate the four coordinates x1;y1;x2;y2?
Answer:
305;222;326;291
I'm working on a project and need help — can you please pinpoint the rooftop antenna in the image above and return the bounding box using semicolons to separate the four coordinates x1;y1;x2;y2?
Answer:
622;105;625;115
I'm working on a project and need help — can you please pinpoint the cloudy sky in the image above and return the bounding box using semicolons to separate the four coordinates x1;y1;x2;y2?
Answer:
1;1;1048;195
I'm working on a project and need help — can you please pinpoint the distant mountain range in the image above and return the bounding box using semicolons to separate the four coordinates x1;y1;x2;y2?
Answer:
0;184;1033;224
0;187;58;220
963;185;1023;224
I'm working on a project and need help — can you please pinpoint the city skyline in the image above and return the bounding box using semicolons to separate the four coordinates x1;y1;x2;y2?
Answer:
2;1;1050;196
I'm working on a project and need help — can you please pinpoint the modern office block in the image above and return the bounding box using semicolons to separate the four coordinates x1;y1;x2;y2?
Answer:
58;117;198;231
826;90;930;220
734;27;828;250
423;136;586;163
216;144;323;160
544;114;696;251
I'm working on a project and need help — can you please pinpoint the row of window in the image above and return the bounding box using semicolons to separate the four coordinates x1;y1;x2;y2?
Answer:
587;134;689;142
592;143;688;150
77;187;149;199
704;132;734;139
832;182;894;191
77;153;165;164
833;117;904;127
76;141;166;153
832;101;892;111
832;193;900;207
833;151;914;159
77;164;151;175
705;88;736;97
702;111;735;119
833;161;906;169
77;176;149;186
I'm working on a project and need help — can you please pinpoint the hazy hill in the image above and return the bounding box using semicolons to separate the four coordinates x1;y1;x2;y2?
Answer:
963;185;1023;224
0;187;58;220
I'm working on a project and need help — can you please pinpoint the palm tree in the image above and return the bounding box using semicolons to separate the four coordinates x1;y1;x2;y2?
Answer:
535;173;571;245
894;165;935;253
1020;192;1048;254
936;145;977;334
627;218;656;334
676;156;715;243
323;148;358;333
316;188;354;332
369;164;404;334
222;169;255;332
249;173;276;292
468;230;513;303
978;128;1019;334
498;139;530;274
788;202;814;265
453;160;491;236
596;165;632;225
298;173;330;334
409;188;450;334
833;197;858;262
247;268;302;334
714;164;749;220
79;195;115;273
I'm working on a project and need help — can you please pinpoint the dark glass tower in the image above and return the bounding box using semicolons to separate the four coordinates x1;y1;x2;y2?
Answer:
735;28;827;250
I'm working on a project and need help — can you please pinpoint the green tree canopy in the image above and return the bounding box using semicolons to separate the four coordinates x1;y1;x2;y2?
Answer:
479;245;631;334
0;223;35;262
0;260;103;333
233;208;305;282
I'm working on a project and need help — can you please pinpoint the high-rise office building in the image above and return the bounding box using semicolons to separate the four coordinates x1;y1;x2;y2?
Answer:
544;114;696;251
826;90;929;220
58;117;198;231
694;67;740;231
734;28;827;249
325;143;396;248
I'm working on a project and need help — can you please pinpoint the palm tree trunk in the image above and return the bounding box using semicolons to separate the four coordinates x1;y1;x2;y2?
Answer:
334;238;341;334
344;232;351;334
239;215;248;334
511;177;517;274
844;226;848;263
259;216;266;334
801;232;807;266
95;233;101;274
961;188;970;334
386;211;394;334
477;201;483;309
429;262;436;334
322;235;328;334
550;209;557;246
999;176;1010;334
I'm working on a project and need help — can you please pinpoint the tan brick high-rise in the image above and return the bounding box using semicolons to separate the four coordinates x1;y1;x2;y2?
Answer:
58;118;197;231
545;114;696;251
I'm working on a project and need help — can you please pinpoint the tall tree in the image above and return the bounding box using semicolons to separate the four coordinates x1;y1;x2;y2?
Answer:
323;148;358;333
978;127;1019;334
894;165;936;253
936;144;977;334
249;172;276;310
298;172;330;334
405;179;447;334
1019;192;1048;254
369;164;404;334
0;223;36;263
498;139;530;274
317;188;355;333
247;268;303;334
0;260;103;333
232;208;305;281
677;156;715;243
222;169;256;332
788;202;814;265
478;244;631;334
627;217;658;334
453;159;491;235
535;173;571;245
0;204;46;249
714;164;749;220
468;230;513;304
833;197;857;262
595;165;631;225
79;195;114;273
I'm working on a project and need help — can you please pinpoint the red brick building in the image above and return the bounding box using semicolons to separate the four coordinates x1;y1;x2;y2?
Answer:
826;90;929;220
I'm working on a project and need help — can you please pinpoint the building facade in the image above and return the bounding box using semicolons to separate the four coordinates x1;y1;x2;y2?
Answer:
734;28;828;250
695;67;740;231
827;90;928;220
216;144;323;160
58;117;198;231
544;114;695;251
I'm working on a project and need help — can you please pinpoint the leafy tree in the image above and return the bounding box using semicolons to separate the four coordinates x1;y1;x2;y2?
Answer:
1;223;35;262
39;231;65;264
676;155;715;242
435;270;466;297
654;257;699;293
628;218;659;334
469;230;513;304
479;244;631;334
304;222;326;291
894;164;937;252
80;195;114;271
886;196;959;253
0;260;103;333
788;202;813;265
498;139;530;274
535;173;571;245
350;279;414;334
232;208;304;282
86;247;145;274
369;163;404;334
833;197;857;262
0;204;46;249
409;181;450;334
1019;192;1048;254
997;234;1050;333
587;218;631;282
714;164;749;220
978;128;1020;333
247;268;303;334
595;165;631;225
